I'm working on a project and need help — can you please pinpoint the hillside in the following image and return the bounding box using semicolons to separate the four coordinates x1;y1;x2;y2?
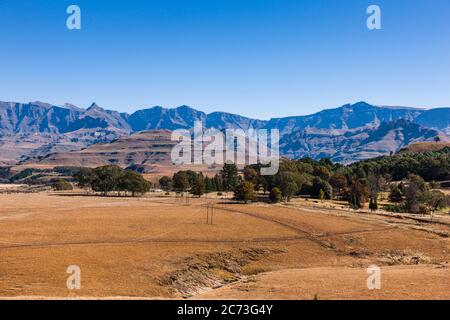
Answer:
398;141;450;154
23;130;218;178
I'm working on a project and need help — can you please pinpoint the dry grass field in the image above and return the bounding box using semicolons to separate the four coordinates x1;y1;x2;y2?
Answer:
1;192;450;300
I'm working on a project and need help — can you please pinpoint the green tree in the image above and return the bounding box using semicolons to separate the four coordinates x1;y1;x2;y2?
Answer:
423;190;447;214
269;187;282;203
119;171;151;197
91;165;122;196
275;171;301;202
73;167;96;189
388;185;403;203
369;196;378;212
159;176;172;191
319;189;325;202
404;174;429;213
172;171;190;192
234;181;256;204
311;177;333;200
221;163;240;191
191;173;206;197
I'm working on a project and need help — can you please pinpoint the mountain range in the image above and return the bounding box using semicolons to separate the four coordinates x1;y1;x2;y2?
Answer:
0;100;448;165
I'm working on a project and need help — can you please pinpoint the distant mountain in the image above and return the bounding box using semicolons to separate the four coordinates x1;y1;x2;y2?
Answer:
415;108;450;134
0;100;448;164
279;120;445;163
0;101;131;135
264;102;424;134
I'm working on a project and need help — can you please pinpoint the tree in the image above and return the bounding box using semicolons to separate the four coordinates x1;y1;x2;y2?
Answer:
159;176;172;191
367;174;380;200
423;190;447;214
311;177;333;200
119;170;151;197
221;163;240;191
91;165;122;196
275;171;301;202
434;136;441;142
313;166;331;181
204;176;215;193
73;167;96;190
388;185;403;203
269;187;282;203
346;177;368;209
319;189;325;202
330;173;348;199
234;181;256;204
369;196;378;212
404;174;428;213
172;171;190;192
243;166;259;189
213;174;224;192
52;178;73;191
191;173;205;197
378;175;390;201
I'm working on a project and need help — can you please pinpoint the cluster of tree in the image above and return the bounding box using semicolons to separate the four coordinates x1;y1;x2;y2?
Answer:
348;147;450;181
73;165;151;196
51;178;74;191
387;175;448;214
157;148;449;212
238;158;373;207
158;164;240;197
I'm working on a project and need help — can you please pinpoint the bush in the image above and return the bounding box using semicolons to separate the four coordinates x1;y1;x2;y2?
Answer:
418;204;431;215
311;177;333;200
234;181;256;203
383;204;405;213
269;187;282;203
388;185;403;203
369;196;378;211
52;179;73;191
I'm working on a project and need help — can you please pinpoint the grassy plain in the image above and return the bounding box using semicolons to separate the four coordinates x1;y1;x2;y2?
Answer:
1;192;450;299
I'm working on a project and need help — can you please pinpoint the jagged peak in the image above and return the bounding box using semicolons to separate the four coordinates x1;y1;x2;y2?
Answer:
87;102;103;111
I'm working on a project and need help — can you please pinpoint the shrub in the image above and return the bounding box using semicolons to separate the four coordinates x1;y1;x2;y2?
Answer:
52;179;73;191
388;185;403;203
369;196;378;212
269;187;282;203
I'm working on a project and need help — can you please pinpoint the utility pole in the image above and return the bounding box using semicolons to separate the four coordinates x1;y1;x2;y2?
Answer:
206;203;214;225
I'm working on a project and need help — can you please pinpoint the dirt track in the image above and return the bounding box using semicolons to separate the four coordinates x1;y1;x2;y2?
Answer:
1;193;450;299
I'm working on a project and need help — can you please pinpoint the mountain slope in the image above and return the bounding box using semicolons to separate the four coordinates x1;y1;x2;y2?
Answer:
0;100;448;164
415;108;450;134
279;120;446;163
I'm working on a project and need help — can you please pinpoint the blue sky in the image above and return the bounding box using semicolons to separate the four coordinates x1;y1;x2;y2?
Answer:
0;0;449;119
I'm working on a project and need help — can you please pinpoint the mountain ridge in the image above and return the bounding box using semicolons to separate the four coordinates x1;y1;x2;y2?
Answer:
0;100;448;164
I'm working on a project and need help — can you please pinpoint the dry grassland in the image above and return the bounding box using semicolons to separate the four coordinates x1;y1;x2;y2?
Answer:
1;192;450;300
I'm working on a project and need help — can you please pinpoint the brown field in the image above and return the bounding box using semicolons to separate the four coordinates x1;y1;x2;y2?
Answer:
1;192;450;300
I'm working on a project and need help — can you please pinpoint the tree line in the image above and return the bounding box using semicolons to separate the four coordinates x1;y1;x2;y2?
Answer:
73;165;151;196
158;150;449;214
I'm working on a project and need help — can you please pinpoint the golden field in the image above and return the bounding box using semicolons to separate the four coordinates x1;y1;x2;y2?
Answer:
1;192;450;300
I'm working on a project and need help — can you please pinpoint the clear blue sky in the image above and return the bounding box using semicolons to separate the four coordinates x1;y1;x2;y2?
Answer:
0;0;449;119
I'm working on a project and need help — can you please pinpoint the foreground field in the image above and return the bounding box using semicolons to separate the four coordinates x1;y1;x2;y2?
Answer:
1;192;450;300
